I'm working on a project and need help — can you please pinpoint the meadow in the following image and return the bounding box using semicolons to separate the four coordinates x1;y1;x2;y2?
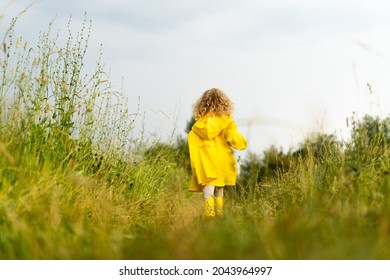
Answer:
1;16;390;260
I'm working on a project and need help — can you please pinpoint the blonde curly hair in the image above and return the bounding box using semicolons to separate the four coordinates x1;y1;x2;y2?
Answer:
193;88;233;120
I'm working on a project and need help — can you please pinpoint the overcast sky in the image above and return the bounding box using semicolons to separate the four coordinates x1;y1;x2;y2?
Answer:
3;0;390;155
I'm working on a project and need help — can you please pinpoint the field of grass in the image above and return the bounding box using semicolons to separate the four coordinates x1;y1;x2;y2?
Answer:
1;16;390;260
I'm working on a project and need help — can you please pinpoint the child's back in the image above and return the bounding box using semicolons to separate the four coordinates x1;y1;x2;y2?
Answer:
188;88;247;218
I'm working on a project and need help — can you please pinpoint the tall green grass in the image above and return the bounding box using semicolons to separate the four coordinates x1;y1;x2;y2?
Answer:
1;16;390;260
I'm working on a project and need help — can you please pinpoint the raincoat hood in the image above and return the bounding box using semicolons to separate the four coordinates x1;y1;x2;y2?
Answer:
191;116;233;140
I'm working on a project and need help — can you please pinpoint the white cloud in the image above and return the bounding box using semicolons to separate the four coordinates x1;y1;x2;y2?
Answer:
4;0;390;152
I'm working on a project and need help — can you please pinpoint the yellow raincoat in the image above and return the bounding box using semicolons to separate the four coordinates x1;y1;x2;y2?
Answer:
188;115;247;192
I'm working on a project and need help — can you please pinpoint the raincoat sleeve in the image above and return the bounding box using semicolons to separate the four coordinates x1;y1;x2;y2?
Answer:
224;121;247;150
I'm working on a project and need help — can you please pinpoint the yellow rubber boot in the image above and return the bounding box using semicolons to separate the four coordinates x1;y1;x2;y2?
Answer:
204;197;215;218
215;197;223;217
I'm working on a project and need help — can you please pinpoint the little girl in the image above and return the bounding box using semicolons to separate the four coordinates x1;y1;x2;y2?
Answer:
188;88;247;218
